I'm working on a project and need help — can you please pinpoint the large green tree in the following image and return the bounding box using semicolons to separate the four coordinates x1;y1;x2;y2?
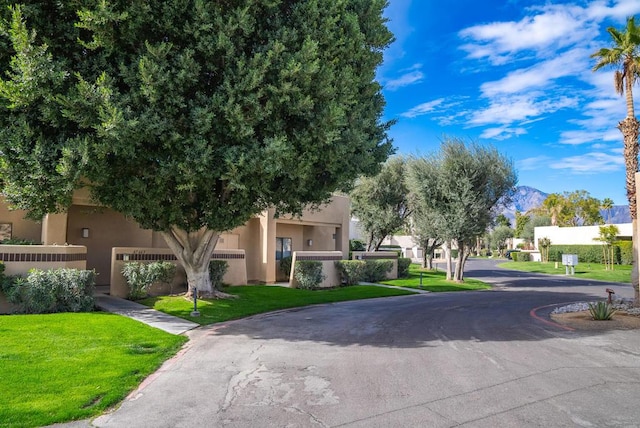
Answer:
0;1;394;296
592;15;640;304
350;156;411;251
407;138;517;282
533;190;603;226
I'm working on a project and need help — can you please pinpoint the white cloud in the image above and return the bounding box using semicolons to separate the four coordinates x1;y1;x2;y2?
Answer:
459;4;596;65
480;48;590;97
549;151;624;173
517;156;552;171
384;68;424;91
468;95;578;126
401;98;445;118
480;126;527;140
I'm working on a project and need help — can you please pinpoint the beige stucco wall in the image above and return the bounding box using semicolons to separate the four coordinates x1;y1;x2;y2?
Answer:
0;245;87;276
0;198;42;243
110;247;248;298
67;206;154;285
534;223;633;249
0;193;351;287
352;251;399;279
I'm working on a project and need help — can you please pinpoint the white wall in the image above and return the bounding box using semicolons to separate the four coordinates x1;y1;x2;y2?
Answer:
534;223;632;249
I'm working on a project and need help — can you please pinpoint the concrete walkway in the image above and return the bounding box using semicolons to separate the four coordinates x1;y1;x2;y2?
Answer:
94;294;199;335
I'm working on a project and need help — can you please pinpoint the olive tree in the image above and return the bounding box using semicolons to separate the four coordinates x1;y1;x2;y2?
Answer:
407;138;517;282
350;157;411;251
0;1;394;297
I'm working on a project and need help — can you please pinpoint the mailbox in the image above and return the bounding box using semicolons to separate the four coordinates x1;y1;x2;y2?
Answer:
561;254;578;266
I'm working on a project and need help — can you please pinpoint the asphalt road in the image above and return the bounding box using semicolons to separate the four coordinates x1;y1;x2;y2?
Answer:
88;259;640;427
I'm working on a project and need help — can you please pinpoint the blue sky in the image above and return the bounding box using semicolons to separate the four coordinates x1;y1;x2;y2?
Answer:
379;0;640;205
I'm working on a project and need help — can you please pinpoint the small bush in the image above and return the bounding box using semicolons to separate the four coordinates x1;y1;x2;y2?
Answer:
397;258;411;278
4;268;95;314
335;260;366;286
209;260;229;291
349;240;366;252
122;261;176;300
363;259;394;282
279;256;292;277
294;261;325;290
588;301;616;320
512;252;530;262
0;238;40;245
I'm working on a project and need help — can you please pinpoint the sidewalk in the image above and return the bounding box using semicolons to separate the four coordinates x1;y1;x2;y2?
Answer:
359;282;431;294
94;294;199;335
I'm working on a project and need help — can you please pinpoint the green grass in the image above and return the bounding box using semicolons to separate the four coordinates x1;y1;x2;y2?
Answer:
139;285;416;325
498;261;632;283
0;313;187;428
380;264;491;291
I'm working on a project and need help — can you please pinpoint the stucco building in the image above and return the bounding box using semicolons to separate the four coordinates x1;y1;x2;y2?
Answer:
0;192;350;286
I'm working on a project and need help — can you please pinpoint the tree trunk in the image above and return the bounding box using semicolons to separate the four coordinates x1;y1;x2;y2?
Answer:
619;116;639;305
160;227;235;299
633;218;640;305
444;241;452;281
453;241;469;283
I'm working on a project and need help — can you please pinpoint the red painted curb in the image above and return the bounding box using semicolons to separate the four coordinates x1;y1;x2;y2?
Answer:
530;303;576;331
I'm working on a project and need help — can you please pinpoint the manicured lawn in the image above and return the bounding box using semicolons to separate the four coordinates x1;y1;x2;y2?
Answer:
498;261;632;283
140;285;416;325
0;313;187;428
380;264;491;291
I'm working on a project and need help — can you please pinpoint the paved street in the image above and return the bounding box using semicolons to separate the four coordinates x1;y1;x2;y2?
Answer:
90;259;640;427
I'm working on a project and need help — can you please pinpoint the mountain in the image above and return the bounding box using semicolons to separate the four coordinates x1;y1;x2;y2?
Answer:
500;186;631;225
500;186;548;222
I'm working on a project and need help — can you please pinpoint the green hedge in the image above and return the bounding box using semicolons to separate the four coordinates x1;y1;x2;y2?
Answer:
618;241;633;265
363;259;394;282
548;244;629;265
397;258;412;278
335;260;366;286
512;252;530;262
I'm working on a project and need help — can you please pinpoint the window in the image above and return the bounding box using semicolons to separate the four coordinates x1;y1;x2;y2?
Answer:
276;237;292;260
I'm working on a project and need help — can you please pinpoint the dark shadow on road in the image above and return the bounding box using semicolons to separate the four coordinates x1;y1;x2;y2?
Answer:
201;288;627;349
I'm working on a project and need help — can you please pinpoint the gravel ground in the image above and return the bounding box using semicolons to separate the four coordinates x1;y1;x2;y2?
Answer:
553;298;640;316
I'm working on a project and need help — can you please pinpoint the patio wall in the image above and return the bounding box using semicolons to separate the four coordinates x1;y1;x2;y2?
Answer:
110;247;248;298
289;251;343;288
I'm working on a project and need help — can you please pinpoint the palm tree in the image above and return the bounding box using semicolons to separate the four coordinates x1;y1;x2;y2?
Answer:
591;16;640;304
601;197;614;224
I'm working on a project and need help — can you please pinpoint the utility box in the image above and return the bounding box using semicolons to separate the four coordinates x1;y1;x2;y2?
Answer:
562;254;578;266
561;254;578;275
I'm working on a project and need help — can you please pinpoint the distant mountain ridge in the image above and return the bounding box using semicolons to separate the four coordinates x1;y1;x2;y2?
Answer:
501;186;631;225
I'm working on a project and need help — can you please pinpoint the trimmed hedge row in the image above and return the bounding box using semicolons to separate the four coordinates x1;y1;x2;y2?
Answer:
335;259;394;285
511;252;530;262
548;243;632;265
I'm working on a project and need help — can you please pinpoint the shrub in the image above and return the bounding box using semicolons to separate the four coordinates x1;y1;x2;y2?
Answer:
279;256;292;277
0;238;40;245
335;260;366;286
122;261;176;300
588;301;616;320
4;268;95;314
363;259;394;282
512;252;530;262
397;258;411;278
209;260;229;291
294;261;325;290
349;240;366;252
